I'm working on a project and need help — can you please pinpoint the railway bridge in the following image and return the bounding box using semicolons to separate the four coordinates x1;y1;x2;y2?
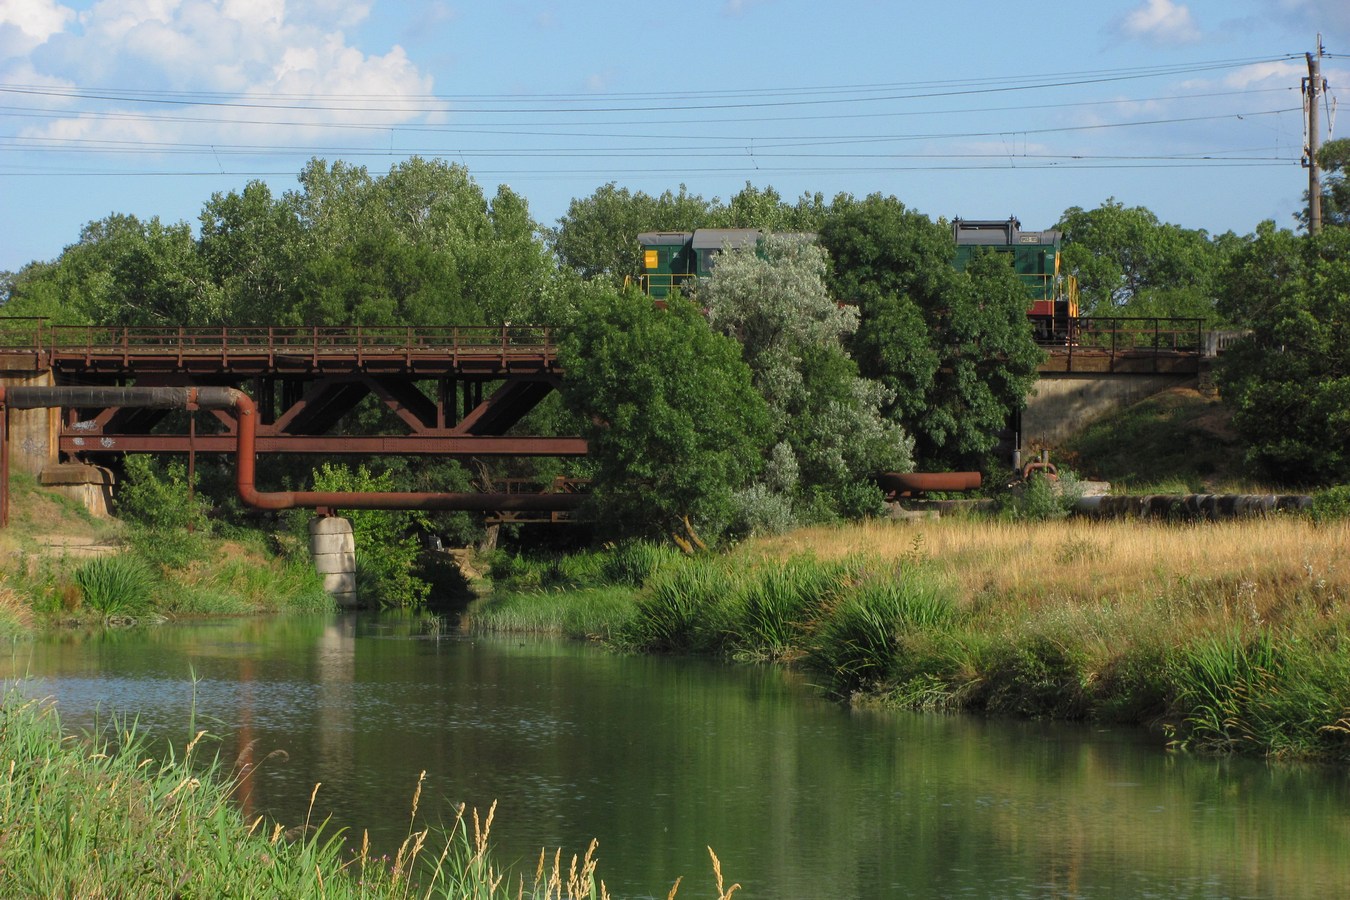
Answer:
0;316;1216;520
0;323;587;524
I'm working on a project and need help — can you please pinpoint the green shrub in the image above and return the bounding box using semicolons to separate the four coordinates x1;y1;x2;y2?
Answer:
74;555;157;616
116;455;209;533
311;463;429;608
1310;485;1350;523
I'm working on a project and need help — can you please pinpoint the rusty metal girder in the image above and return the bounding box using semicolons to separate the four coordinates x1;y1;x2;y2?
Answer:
58;434;588;456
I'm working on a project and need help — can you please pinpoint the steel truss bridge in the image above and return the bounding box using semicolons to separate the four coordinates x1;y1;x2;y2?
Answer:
0;317;1210;517
0;323;587;521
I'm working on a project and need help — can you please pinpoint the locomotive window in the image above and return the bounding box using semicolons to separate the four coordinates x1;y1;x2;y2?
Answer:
644;249;659;270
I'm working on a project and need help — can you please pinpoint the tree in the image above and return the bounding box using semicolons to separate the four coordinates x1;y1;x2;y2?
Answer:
1057;200;1235;322
697;234;911;525
1314;137;1350;229
199;181;305;325
820;195;1041;470
559;286;770;542
551;183;712;285
1216;223;1350;484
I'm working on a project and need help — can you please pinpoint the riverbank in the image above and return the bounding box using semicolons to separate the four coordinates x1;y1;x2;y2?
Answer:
475;516;1350;761
0;472;334;635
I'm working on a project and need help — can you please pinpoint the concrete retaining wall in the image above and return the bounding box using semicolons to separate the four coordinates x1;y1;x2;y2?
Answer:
1;368;57;476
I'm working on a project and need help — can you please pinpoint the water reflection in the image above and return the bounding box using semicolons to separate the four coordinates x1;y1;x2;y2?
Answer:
5;615;1350;898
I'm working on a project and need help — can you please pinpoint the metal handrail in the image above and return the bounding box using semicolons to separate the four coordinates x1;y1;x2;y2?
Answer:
41;324;560;358
1051;316;1204;353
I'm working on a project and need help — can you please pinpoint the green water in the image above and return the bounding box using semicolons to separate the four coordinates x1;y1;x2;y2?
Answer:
6;613;1350;898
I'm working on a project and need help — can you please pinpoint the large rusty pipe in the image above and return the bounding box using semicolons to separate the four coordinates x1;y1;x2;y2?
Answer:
0;385;585;514
876;471;983;496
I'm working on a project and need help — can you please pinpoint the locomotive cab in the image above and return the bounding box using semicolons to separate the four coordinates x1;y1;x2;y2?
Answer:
952;217;1078;343
637;228;763;298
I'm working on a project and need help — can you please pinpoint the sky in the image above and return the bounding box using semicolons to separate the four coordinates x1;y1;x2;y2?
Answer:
0;0;1347;275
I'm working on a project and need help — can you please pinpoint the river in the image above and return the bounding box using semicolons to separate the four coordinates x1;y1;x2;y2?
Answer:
5;612;1350;898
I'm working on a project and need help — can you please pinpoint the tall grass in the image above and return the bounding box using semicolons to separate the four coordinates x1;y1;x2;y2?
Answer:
0;687;738;899
73;553;157;616
472;586;638;640
582;517;1350;760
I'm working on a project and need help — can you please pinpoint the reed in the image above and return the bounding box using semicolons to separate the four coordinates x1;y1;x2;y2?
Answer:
472;586;638;639
0;687;735;899
73;553;158;616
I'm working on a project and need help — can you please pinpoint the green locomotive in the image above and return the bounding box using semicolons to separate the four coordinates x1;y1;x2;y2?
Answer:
951;217;1079;341
635;228;762;298
636;218;1078;341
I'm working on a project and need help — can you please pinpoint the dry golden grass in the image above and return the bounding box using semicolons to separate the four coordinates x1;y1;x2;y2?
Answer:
0;584;34;633
742;517;1350;627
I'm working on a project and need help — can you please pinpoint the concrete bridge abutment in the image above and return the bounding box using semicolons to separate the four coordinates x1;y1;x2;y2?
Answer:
1022;371;1200;452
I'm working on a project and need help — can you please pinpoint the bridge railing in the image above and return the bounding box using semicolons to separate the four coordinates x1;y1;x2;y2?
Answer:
0;317;47;349
1062;317;1205;355
41;324;560;359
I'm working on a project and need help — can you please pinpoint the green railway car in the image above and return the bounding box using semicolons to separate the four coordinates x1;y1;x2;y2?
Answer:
636;228;762;298
952;217;1078;341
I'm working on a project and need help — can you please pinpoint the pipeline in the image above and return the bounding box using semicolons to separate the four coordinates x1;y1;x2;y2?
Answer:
0;385;586;515
876;471;982;497
1074;493;1312;520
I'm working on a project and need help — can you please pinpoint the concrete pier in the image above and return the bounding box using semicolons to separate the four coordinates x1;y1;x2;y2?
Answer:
310;516;358;608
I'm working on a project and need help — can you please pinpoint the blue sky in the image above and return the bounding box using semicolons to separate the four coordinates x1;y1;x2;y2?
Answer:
1;0;1347;274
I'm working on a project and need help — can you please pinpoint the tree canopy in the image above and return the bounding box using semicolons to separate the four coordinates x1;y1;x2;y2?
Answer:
1216;223;1350;483
1056;199;1238;323
698;234;911;527
558;287;771;542
820;195;1042;470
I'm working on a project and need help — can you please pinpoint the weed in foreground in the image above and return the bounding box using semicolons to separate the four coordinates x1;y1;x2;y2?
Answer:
0;687;740;899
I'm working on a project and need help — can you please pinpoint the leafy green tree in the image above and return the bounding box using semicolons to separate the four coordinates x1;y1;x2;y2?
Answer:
199;181;305;325
3;213;221;326
698;234;911;524
1314;137;1350;229
559;286;770;542
1216;223;1350;483
820;195;1041;470
1057;199;1235;322
551;183;712;285
710;183;829;233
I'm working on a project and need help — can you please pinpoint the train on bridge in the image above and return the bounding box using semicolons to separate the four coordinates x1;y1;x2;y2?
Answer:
635;217;1079;342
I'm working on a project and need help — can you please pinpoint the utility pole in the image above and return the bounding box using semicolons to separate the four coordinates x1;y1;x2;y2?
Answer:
1305;36;1326;235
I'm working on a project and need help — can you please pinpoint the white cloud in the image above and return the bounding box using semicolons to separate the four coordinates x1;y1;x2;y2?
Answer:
0;0;75;56
1117;0;1201;44
723;0;766;17
11;0;434;150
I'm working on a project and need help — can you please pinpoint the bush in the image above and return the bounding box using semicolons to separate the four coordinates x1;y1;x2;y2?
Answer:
1004;470;1083;521
1310;485;1350;523
74;555;157;616
310;463;429;608
116;456;209;533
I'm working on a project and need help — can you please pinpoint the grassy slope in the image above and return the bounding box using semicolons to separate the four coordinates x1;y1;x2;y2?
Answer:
1055;385;1257;493
0;474;331;631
